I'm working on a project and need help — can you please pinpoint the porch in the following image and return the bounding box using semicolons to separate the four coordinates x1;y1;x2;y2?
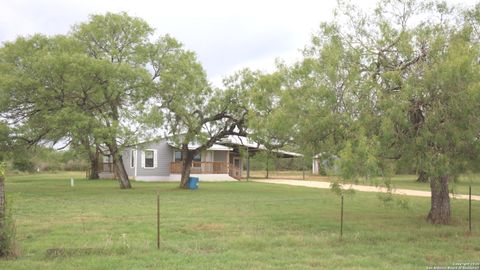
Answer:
170;161;241;180
170;161;228;174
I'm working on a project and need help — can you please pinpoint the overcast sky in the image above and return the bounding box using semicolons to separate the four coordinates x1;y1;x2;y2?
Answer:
0;0;477;86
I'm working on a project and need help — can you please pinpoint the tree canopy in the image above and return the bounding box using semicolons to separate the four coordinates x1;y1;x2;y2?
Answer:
147;40;249;188
0;13;185;188
283;0;480;224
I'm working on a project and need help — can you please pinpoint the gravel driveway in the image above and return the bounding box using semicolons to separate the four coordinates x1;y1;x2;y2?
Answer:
253;179;480;201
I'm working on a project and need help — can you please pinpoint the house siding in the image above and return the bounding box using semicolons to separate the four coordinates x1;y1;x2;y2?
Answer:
122;141;233;181
122;141;173;177
137;141;172;176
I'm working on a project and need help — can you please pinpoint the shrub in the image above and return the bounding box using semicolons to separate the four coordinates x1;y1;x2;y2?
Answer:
63;159;88;171
12;158;35;172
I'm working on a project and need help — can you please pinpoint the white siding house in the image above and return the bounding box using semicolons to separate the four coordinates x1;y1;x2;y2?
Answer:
119;140;238;182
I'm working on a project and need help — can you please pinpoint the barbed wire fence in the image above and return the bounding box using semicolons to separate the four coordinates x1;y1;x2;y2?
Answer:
8;186;477;257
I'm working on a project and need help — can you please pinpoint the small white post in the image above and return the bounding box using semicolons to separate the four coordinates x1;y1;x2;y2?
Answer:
70;178;74;187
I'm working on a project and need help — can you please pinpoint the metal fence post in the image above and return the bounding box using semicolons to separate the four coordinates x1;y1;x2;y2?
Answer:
469;185;472;233
157;192;160;249
340;195;344;238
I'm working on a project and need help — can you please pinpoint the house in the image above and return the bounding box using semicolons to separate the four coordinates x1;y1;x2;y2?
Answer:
100;140;240;181
97;136;303;182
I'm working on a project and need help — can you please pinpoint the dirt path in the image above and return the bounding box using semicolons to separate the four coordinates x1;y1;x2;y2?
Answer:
253;179;480;201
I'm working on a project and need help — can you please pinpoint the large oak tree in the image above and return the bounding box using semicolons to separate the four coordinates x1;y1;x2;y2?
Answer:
148;39;248;188
0;13;183;189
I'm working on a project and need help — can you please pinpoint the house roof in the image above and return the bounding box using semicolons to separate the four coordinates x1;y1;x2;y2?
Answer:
219;135;303;158
167;141;232;151
274;149;304;158
135;134;301;157
206;144;233;151
219;135;262;149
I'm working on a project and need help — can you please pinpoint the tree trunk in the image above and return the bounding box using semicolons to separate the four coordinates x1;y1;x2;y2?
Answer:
107;144;131;189
416;170;428;183
180;146;194;189
0;173;5;222
89;159;99;180
113;155;131;189
80;137;100;180
427;175;450;224
88;148;100;180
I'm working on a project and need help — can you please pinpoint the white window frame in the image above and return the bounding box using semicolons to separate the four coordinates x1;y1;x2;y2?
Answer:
130;149;136;168
174;150;182;162
141;149;157;169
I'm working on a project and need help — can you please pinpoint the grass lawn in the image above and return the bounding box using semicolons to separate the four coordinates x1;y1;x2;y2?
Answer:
248;170;480;196
1;172;479;269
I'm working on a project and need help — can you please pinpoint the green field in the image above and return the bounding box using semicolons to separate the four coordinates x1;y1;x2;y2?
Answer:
1;172;479;269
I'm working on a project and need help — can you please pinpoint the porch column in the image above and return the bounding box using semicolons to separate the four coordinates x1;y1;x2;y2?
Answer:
227;151;230;174
302;157;305;180
246;150;250;181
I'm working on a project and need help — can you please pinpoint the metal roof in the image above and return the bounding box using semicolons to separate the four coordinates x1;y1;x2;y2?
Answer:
135;135;302;157
219;135;303;158
167;141;232;151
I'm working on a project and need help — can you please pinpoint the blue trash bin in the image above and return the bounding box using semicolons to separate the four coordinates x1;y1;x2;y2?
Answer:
188;177;199;190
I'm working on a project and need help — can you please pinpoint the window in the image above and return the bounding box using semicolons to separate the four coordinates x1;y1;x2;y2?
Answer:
130;150;135;168
144;150;154;168
174;151;182;162
175;151;200;162
193;153;201;167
